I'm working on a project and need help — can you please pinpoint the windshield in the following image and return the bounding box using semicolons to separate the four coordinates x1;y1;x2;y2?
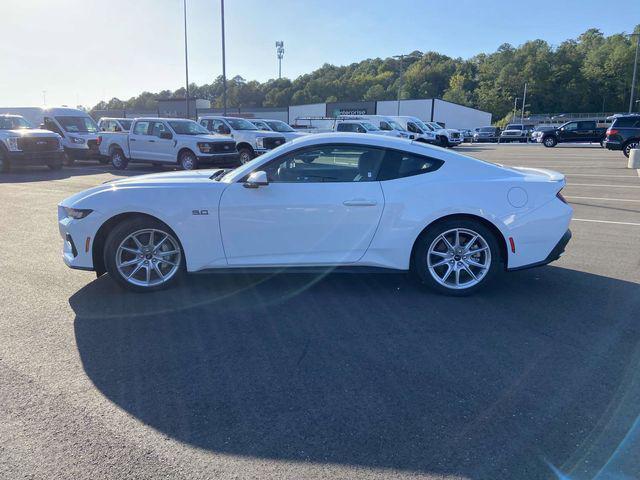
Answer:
506;124;523;130
251;120;271;130
0;116;32;130
168;120;210;135
265;120;295;132
119;119;133;130
479;127;496;132
388;120;406;131
362;122;379;131
226;118;258;130
428;122;442;130
56;116;98;133
414;120;432;131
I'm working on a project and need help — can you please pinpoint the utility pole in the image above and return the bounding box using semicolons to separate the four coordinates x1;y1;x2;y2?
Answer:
520;83;527;125
276;41;284;79
183;0;190;119
512;97;519;122
629;33;639;113
221;0;227;115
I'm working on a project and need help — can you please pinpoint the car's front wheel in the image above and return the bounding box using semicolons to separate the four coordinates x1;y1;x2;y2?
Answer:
179;150;198;170
238;147;254;164
412;219;501;296
104;217;185;292
543;136;557;147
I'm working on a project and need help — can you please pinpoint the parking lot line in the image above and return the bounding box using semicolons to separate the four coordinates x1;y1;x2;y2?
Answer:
567;183;640;188
566;173;639;178
566;196;640;203
573;218;640;227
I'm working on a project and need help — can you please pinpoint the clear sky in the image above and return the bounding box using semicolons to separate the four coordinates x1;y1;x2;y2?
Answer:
2;0;639;108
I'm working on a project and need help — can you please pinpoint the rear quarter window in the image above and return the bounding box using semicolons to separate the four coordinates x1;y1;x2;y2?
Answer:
613;117;640;128
377;149;443;181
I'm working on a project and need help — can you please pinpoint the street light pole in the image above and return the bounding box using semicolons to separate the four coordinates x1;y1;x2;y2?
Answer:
629;33;639;113
183;0;190;119
221;0;227;115
520;83;527;125
512;97;519;122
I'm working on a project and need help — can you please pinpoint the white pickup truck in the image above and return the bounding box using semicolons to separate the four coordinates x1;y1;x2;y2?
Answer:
0;114;64;172
198;116;286;164
98;117;240;170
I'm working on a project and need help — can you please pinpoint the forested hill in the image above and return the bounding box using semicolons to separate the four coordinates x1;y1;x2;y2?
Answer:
92;26;640;122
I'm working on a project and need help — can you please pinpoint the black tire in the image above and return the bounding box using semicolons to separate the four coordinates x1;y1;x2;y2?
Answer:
47;158;63;170
623;140;638;158
238;147;254;164
411;218;502;296
179;150;198;170
543;136;557;148
0;151;10;173
110;148;128;170
599;138;605;148
63;153;75;166
103;217;185;293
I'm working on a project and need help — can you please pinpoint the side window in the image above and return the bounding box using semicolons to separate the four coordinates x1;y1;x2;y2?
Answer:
377;150;444;181
200;119;208;129
380;121;392;131
212;120;227;134
336;123;353;132
356;124;367;133
260;144;385;183
578;121;595;130
564;122;578;131
44;117;63;135
133;121;150;135
149;121;167;137
407;122;419;133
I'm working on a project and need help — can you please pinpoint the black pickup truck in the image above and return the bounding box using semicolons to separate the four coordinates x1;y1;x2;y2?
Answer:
541;120;607;148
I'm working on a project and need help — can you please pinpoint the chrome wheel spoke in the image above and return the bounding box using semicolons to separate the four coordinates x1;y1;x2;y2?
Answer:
158;258;177;267
145;264;151;284
465;234;478;251
121;246;140;255
468;246;488;254
466;257;486;268
441;235;454;251
119;258;140;268
431;258;450;268
430;250;449;258
463;264;477;280
157;249;179;256
132;236;144;250
127;263;143;279
154;235;168;250
153;262;165;280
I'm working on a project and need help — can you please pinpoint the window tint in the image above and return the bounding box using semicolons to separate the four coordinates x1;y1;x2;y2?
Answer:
336;123;355;132
578;121;596;129
407;122;421;133
377;150;444;181
563;122;578;131
133;121;150;135
261;144;385;183
43;118;63;135
380;121;392;131
211;120;228;134
149;121;167;137
613;117;640;128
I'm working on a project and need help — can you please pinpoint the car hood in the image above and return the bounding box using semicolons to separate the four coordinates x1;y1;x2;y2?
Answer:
187;134;233;142
2;128;59;137
60;169;227;208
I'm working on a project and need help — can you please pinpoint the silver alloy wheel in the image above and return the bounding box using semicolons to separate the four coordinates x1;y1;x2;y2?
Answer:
544;137;555;147
112;151;123;168
239;151;252;164
427;228;491;290
115;228;181;288
181;153;195;170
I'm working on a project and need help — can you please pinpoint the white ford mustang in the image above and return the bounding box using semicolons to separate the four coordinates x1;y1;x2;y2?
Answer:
58;133;572;295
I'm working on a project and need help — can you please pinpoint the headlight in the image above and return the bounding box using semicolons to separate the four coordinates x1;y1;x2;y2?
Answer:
256;137;264;149
70;136;85;144
197;142;212;153
63;207;93;219
6;137;20;151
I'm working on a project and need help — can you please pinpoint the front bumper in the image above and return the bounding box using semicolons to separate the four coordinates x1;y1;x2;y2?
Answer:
508;229;572;271
197;152;241;168
65;147;102;160
58;207;103;271
6;150;64;166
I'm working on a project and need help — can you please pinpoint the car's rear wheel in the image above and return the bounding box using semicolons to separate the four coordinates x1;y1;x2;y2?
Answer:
104;218;185;292
412;219;501;296
111;149;128;170
179;150;198;170
623;140;638;158
543;136;557;148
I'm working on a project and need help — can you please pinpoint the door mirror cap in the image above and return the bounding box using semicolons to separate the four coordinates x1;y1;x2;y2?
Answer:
243;170;269;188
160;131;173;140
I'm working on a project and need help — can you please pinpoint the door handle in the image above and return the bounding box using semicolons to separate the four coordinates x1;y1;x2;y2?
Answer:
130;138;136;142
343;199;377;207
148;139;156;143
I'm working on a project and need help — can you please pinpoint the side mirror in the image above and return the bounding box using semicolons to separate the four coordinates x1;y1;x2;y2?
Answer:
160;131;173;140
243;170;269;188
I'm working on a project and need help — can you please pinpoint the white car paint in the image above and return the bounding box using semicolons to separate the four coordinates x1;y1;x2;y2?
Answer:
59;133;572;293
248;118;309;142
391;116;438;144
338;115;413;139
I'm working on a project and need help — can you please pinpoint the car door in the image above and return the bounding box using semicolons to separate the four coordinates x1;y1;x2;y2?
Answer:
558;122;579;142
129;120;152;159
218;144;386;266
147;121;175;163
577;121;596;141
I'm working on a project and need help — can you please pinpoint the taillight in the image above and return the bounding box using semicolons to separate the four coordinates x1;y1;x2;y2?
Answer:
96;136;102;145
556;190;568;204
607;129;619;136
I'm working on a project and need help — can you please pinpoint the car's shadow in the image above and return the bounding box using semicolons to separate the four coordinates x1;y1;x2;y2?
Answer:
70;268;640;479
0;161;169;183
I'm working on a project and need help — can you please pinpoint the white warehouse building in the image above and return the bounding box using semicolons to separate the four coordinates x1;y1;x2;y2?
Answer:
288;98;491;130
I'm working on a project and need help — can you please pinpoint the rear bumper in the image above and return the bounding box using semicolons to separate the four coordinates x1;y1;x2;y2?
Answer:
603;140;622;151
6;150;64;165
508;229;572;271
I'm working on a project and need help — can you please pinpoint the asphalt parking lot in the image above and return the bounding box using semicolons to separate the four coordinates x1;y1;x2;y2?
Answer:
1;144;639;480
